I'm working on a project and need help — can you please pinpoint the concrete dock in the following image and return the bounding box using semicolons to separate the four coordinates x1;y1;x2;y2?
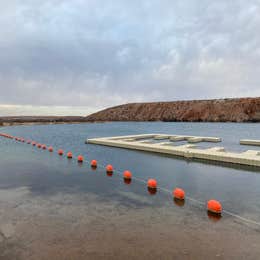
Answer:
87;134;260;167
240;139;260;146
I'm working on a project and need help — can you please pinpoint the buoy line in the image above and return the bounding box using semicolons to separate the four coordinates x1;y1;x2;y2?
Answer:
56;151;259;225
1;133;260;227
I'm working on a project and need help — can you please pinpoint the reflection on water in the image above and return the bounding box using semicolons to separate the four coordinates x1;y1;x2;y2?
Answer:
0;122;260;259
207;211;222;222
173;197;185;207
147;187;157;195
124;178;132;185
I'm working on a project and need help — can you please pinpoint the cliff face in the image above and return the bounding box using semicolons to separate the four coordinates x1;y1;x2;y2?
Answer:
85;98;260;122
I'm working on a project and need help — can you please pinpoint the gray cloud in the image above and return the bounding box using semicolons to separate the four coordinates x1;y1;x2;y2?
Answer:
0;0;259;115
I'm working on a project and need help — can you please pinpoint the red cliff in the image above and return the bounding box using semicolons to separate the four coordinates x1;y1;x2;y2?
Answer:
85;97;260;122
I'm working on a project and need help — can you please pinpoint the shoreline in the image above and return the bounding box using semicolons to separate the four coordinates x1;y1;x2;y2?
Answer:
0;121;90;127
0;116;90;127
1;120;260;128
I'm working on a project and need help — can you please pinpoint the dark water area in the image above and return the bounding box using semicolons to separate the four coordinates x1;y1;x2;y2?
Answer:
0;122;260;259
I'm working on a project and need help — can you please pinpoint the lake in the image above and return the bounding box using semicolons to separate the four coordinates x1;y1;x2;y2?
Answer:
0;122;260;259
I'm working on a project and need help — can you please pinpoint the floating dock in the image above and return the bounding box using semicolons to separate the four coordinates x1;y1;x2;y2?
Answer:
87;134;260;167
240;139;260;146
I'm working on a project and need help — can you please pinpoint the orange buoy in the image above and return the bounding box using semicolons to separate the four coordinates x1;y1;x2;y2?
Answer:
147;179;157;194
207;200;222;215
48;146;53;152
173;188;185;200
27;140;31;144
147;179;157;189
67;152;73;159
123;170;132;184
42;144;46;150
58;149;64;156
91;159;97;167
77;155;84;162
32;142;36;146
106;164;113;173
37;143;42;148
123;170;132;180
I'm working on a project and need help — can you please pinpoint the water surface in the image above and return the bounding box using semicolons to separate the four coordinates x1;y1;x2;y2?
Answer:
0;122;260;259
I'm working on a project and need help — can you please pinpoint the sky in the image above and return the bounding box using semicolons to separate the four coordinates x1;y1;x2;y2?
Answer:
0;0;259;116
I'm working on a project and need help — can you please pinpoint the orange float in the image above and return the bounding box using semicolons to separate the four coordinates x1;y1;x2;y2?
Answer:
58;149;64;156
123;170;132;180
147;179;157;194
32;142;36;146
173;188;185;200
48;146;53;152
42;144;46;150
27;140;31;144
207;200;222;215
37;143;42;148
67;152;73;159
91;159;97;167
77;155;84;162
106;164;113;173
147;179;157;189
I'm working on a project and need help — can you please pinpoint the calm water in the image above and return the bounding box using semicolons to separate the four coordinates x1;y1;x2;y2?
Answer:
0;122;260;259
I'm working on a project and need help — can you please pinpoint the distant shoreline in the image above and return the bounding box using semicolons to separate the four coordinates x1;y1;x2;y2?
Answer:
0;116;89;127
0;121;90;127
0;120;259;128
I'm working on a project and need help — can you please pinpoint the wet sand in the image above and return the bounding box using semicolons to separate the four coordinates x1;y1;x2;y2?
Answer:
1;187;260;260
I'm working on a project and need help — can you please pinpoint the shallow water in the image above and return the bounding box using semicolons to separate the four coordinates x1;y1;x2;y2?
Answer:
0;122;260;259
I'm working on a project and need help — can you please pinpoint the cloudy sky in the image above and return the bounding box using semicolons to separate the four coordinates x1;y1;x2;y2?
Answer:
0;0;259;116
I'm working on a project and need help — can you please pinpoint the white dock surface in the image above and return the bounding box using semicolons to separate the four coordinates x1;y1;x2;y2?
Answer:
87;134;260;167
